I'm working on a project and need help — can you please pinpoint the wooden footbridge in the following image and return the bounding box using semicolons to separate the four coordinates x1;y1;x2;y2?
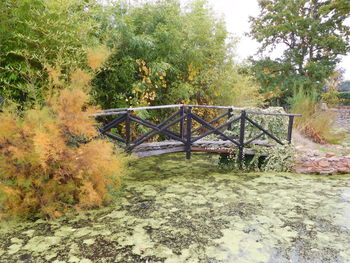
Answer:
94;104;300;161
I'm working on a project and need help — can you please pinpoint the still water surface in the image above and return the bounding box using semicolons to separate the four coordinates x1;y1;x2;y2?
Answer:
1;153;350;263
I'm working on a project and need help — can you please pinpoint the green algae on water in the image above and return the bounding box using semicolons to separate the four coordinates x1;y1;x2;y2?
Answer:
1;153;350;262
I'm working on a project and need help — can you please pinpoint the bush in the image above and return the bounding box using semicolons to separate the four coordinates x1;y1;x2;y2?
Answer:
321;85;342;106
289;88;344;144
0;51;127;220
224;107;289;143
0;0;101;108
338;92;350;105
219;144;295;172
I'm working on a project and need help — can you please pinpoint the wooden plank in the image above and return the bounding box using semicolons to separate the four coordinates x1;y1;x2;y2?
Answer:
133;140;184;150
129;114;187;150
132;140;270;150
191;116;241;143
130;110;182;146
134;145;268;158
187;104;244;110
244;132;265;146
135;146;185;158
125;111;131;146
238;111;246;164
191;111;229;134
130;112;185;147
186;107;192;159
100;114;126;133
228;108;233;131
246;111;301;117
104;132;126;143
287;116;294;144
191;147;267;156
180;105;185;139
101;104;183;112
129;115;181;141
94;104;301;117
91;111;127;117
191;113;240;146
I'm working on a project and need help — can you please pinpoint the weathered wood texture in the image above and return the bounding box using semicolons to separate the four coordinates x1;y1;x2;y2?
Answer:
97;104;300;159
133;140;270;158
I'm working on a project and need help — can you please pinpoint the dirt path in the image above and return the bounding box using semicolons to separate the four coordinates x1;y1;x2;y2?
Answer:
1;153;350;262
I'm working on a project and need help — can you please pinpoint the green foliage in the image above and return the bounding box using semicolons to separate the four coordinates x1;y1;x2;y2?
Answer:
339;92;350;105
288;88;318;127
92;0;259;113
249;0;350;105
0;0;102;108
289;88;344;144
219;144;295;172
262;144;296;172
1;0;260;112
224;107;289;143
321;86;342;106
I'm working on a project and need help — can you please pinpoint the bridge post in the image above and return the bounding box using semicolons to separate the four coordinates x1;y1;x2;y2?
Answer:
228;108;233;131
238;110;246;165
125;110;131;147
287;115;294;144
180;105;185;140
186;107;192;160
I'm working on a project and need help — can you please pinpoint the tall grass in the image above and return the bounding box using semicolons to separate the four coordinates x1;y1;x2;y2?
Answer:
289;88;344;144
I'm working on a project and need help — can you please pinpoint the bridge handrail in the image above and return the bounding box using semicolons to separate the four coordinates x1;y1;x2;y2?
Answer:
94;104;301;117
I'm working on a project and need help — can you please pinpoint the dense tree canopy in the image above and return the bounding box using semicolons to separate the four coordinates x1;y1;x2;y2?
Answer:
0;0;103;108
249;0;350;104
91;0;259;109
0;0;259;110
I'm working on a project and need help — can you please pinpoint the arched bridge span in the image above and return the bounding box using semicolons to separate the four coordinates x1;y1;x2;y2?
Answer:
93;104;300;161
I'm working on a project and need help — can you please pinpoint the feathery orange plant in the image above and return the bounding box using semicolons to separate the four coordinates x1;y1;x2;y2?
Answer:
0;48;127;219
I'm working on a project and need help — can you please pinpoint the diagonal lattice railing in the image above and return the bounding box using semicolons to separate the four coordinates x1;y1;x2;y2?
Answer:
94;104;301;161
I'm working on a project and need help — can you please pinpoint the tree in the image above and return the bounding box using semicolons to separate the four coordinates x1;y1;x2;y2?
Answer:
0;0;102;108
91;0;260;110
249;0;350;104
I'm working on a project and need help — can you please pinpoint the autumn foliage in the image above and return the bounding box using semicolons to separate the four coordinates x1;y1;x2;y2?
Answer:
0;49;127;219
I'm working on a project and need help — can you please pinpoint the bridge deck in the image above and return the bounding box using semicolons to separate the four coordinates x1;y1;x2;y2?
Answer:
133;140;270;158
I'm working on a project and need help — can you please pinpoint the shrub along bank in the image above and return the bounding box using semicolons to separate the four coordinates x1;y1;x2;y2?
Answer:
0;50;128;220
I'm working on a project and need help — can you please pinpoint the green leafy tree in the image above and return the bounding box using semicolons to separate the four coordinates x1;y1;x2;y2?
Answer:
92;0;259;110
249;0;350;105
0;0;102;108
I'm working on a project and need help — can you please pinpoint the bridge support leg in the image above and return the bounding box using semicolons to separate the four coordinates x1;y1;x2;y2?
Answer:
228;108;233;131
287;116;294;144
238;110;246;166
125;110;131;147
180;105;185;140
186;107;192;159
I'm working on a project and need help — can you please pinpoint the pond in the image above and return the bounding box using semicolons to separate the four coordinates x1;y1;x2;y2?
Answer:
1;153;350;262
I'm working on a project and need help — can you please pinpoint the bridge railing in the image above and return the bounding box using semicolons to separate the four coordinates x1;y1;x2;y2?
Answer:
94;104;301;161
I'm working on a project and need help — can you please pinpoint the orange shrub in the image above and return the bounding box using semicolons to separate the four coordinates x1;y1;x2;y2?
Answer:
0;54;127;219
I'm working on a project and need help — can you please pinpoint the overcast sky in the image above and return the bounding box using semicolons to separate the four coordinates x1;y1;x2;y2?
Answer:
203;0;350;80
